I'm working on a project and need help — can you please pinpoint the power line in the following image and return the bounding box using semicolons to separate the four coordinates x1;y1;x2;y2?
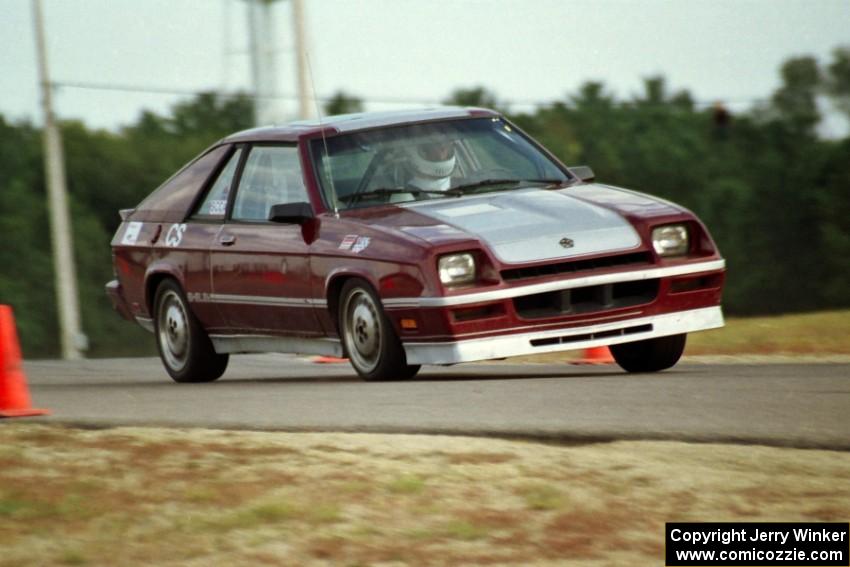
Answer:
50;79;767;110
50;79;445;105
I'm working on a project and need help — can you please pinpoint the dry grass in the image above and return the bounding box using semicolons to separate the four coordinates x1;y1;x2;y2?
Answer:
0;425;848;566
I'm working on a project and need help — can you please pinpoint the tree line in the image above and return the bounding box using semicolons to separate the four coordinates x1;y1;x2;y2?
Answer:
1;48;848;358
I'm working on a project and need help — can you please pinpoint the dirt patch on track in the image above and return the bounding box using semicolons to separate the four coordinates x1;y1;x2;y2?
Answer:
1;425;848;566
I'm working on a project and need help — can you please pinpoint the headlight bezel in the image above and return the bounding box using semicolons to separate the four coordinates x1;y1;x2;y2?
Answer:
652;224;690;257
438;252;477;287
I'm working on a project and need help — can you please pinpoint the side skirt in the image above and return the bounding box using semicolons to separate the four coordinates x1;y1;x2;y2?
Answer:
135;316;155;333
209;334;344;357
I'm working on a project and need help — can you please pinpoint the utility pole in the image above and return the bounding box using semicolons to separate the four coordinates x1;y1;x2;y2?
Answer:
245;0;314;123
221;0;232;91
246;0;282;125
291;0;314;120
32;0;86;359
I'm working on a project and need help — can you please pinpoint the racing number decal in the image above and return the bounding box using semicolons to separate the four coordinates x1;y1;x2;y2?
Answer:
165;223;187;247
121;221;143;245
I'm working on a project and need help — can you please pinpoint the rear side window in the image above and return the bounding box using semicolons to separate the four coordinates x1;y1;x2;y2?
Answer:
132;145;229;222
232;146;308;221
194;148;243;219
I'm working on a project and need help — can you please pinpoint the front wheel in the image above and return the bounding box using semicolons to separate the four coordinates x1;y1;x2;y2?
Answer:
338;279;420;381
610;334;687;373
153;279;229;383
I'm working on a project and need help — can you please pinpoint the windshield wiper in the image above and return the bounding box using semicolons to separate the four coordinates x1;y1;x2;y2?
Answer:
528;178;571;188
448;178;567;195
342;187;461;206
344;178;571;205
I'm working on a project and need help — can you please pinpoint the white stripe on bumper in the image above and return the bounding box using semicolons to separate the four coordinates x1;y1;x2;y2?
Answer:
383;259;725;308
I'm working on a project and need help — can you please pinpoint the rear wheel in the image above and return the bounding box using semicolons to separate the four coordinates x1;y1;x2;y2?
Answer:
153;279;228;383
610;334;687;373
339;279;420;381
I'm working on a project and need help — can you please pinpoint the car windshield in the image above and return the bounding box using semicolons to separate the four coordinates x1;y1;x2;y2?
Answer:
310;117;570;210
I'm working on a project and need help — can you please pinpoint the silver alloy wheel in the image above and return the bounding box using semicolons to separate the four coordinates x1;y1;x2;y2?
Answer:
157;289;190;371
342;288;382;373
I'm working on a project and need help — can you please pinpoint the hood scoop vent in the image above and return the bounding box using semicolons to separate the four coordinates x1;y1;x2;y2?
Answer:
501;252;652;281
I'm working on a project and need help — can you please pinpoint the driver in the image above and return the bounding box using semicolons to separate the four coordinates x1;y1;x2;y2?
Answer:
405;139;456;192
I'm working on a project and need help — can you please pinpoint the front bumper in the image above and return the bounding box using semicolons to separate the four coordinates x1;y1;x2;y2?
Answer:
403;305;723;365
384;257;725;365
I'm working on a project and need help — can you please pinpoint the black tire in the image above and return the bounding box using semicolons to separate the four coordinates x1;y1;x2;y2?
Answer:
153;279;229;383
338;279;420;381
610;334;687;373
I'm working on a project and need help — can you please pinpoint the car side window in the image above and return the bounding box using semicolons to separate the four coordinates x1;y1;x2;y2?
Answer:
133;145;230;221
195;147;243;219
232;146;307;221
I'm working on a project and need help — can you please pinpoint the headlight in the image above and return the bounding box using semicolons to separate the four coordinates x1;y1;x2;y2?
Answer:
438;253;476;286
652;225;689;257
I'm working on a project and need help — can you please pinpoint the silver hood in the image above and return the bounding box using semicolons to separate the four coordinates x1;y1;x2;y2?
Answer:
402;188;641;263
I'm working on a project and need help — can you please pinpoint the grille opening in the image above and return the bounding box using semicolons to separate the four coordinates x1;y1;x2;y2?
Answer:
670;273;723;294
514;279;659;319
501;252;652;282
452;304;505;322
530;323;653;347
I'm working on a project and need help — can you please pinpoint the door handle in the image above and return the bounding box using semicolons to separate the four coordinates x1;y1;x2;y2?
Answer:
219;234;236;246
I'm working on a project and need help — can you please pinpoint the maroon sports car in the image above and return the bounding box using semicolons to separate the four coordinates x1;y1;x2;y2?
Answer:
106;107;725;382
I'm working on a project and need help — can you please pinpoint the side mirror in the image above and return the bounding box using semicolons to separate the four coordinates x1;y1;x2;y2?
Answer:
269;202;314;224
569;165;595;183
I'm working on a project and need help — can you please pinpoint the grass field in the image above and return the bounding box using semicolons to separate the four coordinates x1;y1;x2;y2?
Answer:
685;309;850;355
1;425;849;566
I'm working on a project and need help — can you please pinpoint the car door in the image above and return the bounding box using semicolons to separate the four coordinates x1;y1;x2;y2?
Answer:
210;144;323;335
182;145;244;333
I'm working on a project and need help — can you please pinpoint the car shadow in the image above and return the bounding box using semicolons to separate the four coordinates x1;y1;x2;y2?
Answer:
224;363;707;384
41;365;698;388
225;368;637;384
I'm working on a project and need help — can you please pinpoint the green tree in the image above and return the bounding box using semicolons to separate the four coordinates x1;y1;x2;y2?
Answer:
814;138;850;307
324;91;364;116
771;56;821;135
0;117;57;355
825;46;850;118
443;86;502;111
169;92;254;138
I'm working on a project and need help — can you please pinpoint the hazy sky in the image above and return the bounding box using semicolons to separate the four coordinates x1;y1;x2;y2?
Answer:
2;0;848;131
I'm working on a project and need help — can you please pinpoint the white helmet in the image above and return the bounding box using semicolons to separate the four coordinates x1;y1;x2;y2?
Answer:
406;140;456;180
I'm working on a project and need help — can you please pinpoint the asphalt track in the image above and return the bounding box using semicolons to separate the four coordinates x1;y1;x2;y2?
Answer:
19;356;850;450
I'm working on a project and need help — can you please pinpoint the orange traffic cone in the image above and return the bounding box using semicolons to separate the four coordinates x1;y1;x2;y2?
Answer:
311;356;348;364
0;305;49;418
571;345;615;365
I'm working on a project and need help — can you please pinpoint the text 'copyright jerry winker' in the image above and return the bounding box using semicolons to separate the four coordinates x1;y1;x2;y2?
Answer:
666;522;849;566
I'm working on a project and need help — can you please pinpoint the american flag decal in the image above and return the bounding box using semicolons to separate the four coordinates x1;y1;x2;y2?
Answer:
339;234;358;250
